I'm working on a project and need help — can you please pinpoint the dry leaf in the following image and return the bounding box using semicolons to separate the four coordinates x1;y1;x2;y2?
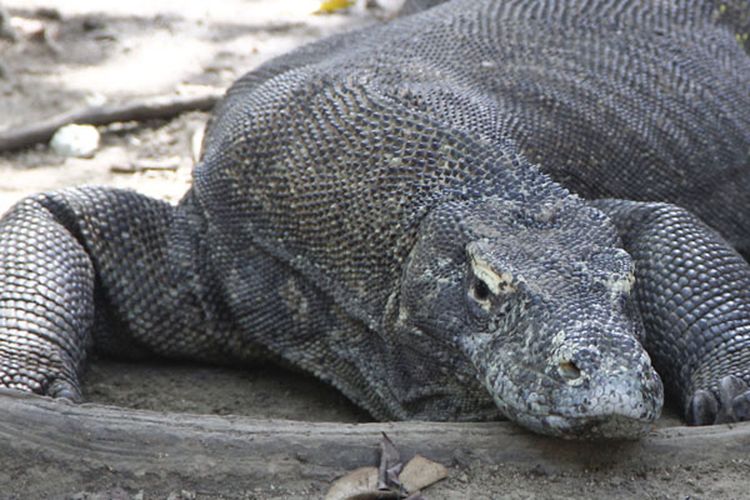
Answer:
399;454;448;493
324;467;383;500
316;0;356;14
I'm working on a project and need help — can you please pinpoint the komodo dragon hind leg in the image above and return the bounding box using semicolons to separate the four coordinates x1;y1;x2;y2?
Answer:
0;187;206;401
593;199;750;426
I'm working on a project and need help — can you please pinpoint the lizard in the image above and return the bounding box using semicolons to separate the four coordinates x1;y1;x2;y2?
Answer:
0;0;748;438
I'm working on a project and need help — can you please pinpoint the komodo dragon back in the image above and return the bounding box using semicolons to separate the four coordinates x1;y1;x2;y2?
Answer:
0;0;748;439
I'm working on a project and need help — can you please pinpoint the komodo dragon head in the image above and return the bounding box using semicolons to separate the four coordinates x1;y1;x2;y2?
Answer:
396;196;664;439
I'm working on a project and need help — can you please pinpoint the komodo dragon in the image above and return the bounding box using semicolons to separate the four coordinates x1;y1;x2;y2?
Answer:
0;0;749;439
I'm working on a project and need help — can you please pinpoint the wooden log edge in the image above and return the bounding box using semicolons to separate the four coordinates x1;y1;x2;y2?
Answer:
0;387;749;486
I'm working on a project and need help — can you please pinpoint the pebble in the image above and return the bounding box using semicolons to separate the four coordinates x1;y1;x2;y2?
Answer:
50;123;100;157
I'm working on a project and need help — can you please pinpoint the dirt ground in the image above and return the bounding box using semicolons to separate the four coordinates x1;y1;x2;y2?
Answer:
1;1;750;499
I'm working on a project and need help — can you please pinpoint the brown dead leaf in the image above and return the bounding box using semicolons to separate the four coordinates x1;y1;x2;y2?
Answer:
399;454;448;493
324;466;400;500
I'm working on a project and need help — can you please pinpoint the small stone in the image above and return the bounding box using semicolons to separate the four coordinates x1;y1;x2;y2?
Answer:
50;124;100;157
9;16;45;40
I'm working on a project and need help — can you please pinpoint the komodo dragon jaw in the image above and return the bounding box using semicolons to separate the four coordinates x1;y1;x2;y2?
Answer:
398;197;663;438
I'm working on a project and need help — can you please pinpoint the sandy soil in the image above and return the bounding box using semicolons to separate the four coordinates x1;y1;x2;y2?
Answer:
1;1;749;498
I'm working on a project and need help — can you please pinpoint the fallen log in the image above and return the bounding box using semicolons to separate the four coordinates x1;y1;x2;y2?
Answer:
0;388;748;496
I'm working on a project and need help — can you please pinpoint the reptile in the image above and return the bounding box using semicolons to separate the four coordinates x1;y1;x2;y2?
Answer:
0;0;749;439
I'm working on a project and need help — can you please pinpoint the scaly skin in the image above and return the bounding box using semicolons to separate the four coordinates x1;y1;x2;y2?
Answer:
0;0;748;438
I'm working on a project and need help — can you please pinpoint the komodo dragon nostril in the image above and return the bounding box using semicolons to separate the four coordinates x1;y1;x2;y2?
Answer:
558;360;581;380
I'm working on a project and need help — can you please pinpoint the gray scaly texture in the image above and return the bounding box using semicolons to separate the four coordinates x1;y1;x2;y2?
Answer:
0;0;748;438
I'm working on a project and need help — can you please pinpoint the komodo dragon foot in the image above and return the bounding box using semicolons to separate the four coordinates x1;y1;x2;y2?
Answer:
688;376;750;425
595;200;750;426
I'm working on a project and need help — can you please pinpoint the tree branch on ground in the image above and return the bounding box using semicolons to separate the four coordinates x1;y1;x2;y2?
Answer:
0;92;223;152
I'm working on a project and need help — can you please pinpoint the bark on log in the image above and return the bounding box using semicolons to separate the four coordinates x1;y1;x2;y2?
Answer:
0;388;749;495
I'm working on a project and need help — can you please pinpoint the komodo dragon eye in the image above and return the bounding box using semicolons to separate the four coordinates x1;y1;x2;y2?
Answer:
473;279;491;301
467;254;515;315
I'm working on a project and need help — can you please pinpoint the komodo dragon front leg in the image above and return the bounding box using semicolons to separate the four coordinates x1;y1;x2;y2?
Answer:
0;187;232;400
594;199;750;425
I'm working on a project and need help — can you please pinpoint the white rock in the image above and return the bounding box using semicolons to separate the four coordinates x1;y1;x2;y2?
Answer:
50;124;100;157
372;0;405;12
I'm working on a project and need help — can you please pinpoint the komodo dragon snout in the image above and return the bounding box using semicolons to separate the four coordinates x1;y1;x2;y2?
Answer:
397;197;664;438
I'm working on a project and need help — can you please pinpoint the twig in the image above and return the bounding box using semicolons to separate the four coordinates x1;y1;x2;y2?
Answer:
110;156;182;173
0;92;223;152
